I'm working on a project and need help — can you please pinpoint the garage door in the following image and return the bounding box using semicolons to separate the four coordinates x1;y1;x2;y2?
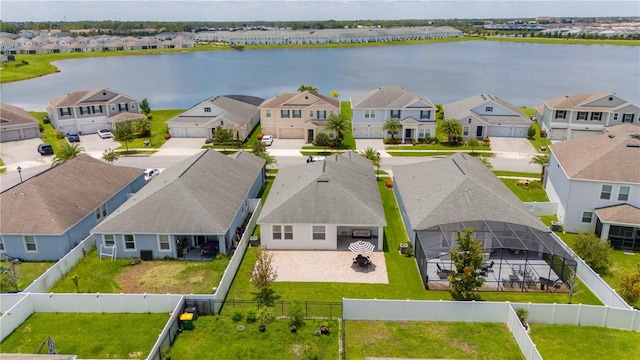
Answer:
23;126;40;140
488;126;511;137
549;128;567;140
79;122;105;134
513;127;529;138
185;127;206;138
570;130;599;140
279;128;304;139
168;126;185;138
353;126;383;138
0;129;21;142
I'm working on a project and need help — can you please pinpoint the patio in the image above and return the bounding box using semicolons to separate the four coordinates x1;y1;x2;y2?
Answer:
270;250;389;284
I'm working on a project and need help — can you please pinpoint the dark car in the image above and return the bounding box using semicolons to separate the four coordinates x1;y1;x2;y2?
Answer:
67;133;80;142
37;143;54;155
200;241;219;256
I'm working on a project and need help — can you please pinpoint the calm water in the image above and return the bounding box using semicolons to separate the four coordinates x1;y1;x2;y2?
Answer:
2;41;638;111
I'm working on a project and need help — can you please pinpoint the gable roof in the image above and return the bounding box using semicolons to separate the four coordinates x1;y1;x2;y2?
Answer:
595;204;640;226
0;103;39;125
49;87;135;107
393;153;549;232
543;92;636;111
167;95;263;126
0;155;143;235
258;91;339;110
258;152;386;226
350;86;435;110
442;94;530;125
550;123;640;183
92;150;265;234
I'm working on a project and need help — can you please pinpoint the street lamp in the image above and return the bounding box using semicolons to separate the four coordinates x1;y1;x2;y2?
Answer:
17;166;23;183
375;152;381;180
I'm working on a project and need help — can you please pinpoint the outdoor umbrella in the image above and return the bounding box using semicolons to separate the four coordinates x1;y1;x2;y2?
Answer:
348;240;375;254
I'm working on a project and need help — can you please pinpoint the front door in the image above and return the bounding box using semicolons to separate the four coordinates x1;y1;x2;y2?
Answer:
307;129;314;143
476;126;484;138
195;235;207;247
405;128;413;140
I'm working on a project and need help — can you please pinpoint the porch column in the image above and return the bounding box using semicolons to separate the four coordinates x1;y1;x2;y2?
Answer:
600;223;610;241
377;226;384;251
219;235;227;255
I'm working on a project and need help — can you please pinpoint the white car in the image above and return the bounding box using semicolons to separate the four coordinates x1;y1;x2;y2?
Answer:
261;135;273;146
97;129;112;139
144;168;160;182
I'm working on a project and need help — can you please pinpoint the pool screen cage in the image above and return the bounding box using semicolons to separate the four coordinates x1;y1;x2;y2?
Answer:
414;221;577;291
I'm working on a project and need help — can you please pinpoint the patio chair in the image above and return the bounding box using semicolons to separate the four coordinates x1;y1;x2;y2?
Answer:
481;261;494;272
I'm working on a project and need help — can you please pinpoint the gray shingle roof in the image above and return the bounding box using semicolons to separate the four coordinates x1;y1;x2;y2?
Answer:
168;95;263;126
351;86;435;110
1;155;143;234
0;103;39;125
442;94;530;125
393;153;549;232
595;204;640;225
92;150;265;234
258;91;339;110
258;152;386;226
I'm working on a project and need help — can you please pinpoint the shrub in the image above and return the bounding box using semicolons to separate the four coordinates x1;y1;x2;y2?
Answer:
42;115;51;124
574;232;612;274
257;133;264;140
246;309;257;323
516;308;528;326
540;129;547;138
55;130;65;139
314;132;330;146
38;123;44;132
256;306;275;325
164;132;171;140
384;179;393;188
231;310;243;322
527;124;536;139
287;302;305;327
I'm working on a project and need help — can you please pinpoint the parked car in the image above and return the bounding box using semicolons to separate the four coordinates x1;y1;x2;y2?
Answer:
97;129;112;139
144;168;160;182
261;135;273;146
200;241;219;256
67;133;80;142
306;156;325;163
37;143;53;155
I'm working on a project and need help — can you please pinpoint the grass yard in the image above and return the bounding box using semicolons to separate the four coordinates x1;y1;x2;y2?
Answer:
493;170;540;178
529;324;640;360
387;151;455;157
0;261;54;293
117;109;184;149
0;313;168;359
166;316;339;360
30;111;68;153
345;321;524;360
49;250;229;294
501;178;549;202
387;144;491;151
340;101;356;150
527;122;552;154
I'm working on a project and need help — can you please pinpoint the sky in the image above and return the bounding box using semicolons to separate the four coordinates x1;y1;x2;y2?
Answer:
2;0;639;22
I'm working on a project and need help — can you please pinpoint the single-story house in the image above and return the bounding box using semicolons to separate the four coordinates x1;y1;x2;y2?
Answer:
0;155;145;261
0;103;41;142
258;152;386;251
92;150;265;259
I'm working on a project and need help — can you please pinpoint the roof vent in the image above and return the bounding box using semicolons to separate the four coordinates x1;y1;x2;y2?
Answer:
627;143;640;148
608;134;615;138
317;175;329;183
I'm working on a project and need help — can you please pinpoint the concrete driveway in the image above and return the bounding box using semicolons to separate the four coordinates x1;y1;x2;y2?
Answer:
0;138;50;171
79;133;120;158
152;138;206;157
490;137;537;159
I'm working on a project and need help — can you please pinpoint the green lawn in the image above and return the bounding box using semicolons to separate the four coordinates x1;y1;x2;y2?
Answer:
345;321;524;360
501;179;549;202
387;144;491;151
527;122;552;153
0;261;54;293
166;316;339;360
387;151;456;157
0;313;168;359
493;170;540;178
530;324;640;360
340;101;356;149
117;109;184;149
30;111;67;154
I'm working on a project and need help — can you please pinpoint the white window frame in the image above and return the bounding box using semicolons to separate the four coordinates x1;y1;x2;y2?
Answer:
317;110;327;120
284;225;293;240
590;112;602;121
265;109;271;118
618;186;630;201
309;110;314;118
390;110;400;119
600;184;612;200
158;235;171;251
622;114;635;123
60;107;71;116
124;234;136;251
485;106;493;112
281;109;290;118
110;104;117;111
420;110;430;119
95;203;107;221
577;112;587;120
0;235;5;252
24;235;37;252
581;211;593;223
365;109;375;118
204;107;211;113
273;225;282;240
103;234;115;247
93;105;103;114
463;127;469;136
555;110;566;119
613;113;619;121
312;226;326;241
292;109;302;118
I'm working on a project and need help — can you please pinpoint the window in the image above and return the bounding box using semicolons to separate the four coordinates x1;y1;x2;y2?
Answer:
95;203;107;221
613;113;619;121
158;235;171;251
273;225;282;240
463;127;469;136
204;107;211;113
281;110;290;118
284;225;293;240
590;112;602;121
485;106;493;112
79;106;91;115
424;129;431;137
581;211;593;223
317;110;326;120
292;110;302;118
312;226;326;240
0;235;4;252
220;120;224;126
59;108;71;116
555;110;566;119
577;112;587;120
600;184;612;200
110;104;117;111
92;105;102;114
103;234;115;247
420;111;430;119
309;111;314;117
24;235;37;252
390;110;401;119
622;114;635;123
118;103;128;111
365;109;375;118
618;186;630;201
130;102;136;109
124;234;135;250
265;109;271;118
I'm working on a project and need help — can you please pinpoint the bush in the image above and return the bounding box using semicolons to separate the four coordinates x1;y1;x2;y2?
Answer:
257;133;264;140
231;310;244;322
527;125;536;139
384;179;393;188
164;132;171;140
256;306;275;325
540;129;547;138
516;308;528;326
42;115;50;124
246;309;257;323
313;132;330;147
287;302;305;327
55;131;65;139
450;134;463;145
383;138;401;145
574;232;612;275
38;123;44;132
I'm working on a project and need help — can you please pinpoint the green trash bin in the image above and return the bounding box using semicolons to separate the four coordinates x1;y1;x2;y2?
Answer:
180;313;195;330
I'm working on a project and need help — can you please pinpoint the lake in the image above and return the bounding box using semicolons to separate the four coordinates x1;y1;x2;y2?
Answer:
1;41;638;111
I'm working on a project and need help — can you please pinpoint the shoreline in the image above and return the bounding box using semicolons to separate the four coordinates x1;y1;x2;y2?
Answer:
1;36;638;84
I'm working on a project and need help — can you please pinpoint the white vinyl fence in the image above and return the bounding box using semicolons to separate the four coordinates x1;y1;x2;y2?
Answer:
523;202;558;216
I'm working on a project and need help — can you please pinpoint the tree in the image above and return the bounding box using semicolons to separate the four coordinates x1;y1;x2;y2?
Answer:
232;124;245;148
438;118;463;143
1;262;20;292
114;120;136;152
325;114;348;143
250;246;279;306
102;148;121;164
52;142;84;166
251;139;277;169
478;156;493;169
448;228;485;301
135;118;150;138
360;146;381;178
467;138;479;154
529;154;550;181
140;98;151;117
574;232;612;275
328;90;340;100
527;124;536;139
298;84;318;93
213;126;233;150
619;263;640;309
383;119;402;140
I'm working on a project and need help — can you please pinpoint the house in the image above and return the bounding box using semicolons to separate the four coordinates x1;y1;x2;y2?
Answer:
46;87;144;135
258;91;340;143
350;86;437;141
258;152;386;251
0;103;41;142
0;155;145;261
545;124;640;249
536;92;640;140
442;94;532;139
168;95;263;141
92;150;265;259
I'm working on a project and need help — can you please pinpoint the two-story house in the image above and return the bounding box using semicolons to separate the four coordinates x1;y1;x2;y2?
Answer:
536;92;640;140
443;94;532;139
167;95;263;141
350;86;437;141
545;124;640;250
46;87;145;135
258;91;340;143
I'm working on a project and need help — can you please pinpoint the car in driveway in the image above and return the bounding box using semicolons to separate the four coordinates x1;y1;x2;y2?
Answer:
37;143;54;155
261;135;273;146
144;168;160;182
67;133;80;142
97;129;112;139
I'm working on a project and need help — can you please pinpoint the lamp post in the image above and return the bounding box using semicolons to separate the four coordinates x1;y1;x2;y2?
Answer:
17;166;23;183
376;152;381;180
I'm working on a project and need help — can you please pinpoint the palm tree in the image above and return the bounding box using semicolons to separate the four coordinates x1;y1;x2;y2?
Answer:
438;118;463;143
102;148;121;164
298;84;318;93
478;156;493;169
233;123;245;148
360;146;381;179
383;119;402;140
325;114;348;143
52;142;84;166
328;90;340;100
529;154;550;180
